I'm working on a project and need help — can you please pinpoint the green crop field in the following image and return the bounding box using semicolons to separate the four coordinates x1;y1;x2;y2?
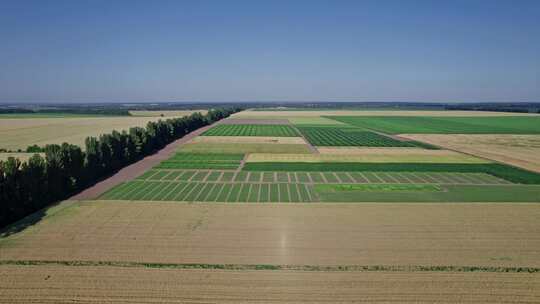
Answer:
202;124;300;137
315;184;540;202
327;116;540;134
155;152;243;170
297;127;418;147
138;170;509;185
243;162;540;184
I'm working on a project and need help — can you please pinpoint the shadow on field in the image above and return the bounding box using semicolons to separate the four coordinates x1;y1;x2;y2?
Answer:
0;207;48;239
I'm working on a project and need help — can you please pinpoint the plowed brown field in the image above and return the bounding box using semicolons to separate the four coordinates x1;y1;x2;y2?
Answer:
2;201;539;267
1;264;539;304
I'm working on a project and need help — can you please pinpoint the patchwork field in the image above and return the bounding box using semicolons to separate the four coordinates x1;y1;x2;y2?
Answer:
231;109;538;118
3;108;540;302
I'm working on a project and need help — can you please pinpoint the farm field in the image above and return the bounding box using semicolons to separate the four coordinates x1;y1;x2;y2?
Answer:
401;134;540;173
2;201;540;267
245;151;488;163
180;142;313;154
297;126;422;147
327;116;540;134
3;108;540;302
155;152;243;169
0;115;195;151
202;124;300;137
1;264;538;304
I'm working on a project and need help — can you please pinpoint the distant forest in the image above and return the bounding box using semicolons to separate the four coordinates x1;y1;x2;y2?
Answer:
1;101;539;115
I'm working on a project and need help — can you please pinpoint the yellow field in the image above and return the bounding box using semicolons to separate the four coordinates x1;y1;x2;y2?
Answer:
232;110;537;118
129;110;206;117
2;200;539;267
1;264;538;304
246;150;490;163
0;116;182;150
401;134;540;173
189;136;307;144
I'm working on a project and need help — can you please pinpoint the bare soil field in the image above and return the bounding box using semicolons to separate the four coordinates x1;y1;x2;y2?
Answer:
0;116;189;150
2;201;539;267
246;151;489;163
1;264;538;304
401;134;540;173
232;110;537;118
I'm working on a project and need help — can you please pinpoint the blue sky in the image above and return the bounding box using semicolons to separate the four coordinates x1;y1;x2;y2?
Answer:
0;0;538;103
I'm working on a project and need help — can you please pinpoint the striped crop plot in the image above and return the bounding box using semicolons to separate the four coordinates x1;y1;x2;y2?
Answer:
202;124;300;137
155;152;244;170
297;126;419;147
326;116;540;134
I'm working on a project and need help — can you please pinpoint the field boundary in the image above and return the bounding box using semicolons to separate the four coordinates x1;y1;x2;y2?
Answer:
1;260;538;273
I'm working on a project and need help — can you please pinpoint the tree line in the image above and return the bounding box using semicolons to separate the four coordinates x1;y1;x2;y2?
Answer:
0;108;240;229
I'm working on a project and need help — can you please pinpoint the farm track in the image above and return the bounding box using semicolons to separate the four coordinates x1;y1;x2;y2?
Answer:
70;123;218;200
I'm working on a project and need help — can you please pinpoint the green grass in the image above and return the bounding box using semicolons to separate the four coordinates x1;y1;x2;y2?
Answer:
202;124;300;137
243;163;540;184
315;184;540;202
327;116;540;134
297;127;419;147
315;184;442;192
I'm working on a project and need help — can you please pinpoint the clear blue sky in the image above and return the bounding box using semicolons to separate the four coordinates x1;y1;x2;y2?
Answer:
0;0;538;103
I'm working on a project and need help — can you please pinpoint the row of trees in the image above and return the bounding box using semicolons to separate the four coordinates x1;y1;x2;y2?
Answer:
0;108;240;229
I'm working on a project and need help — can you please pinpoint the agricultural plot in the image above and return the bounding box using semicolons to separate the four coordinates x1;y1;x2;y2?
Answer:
101;181;315;203
3;201;540;267
401;134;540;173
202;124;300;137
0;116;188;151
2;264;539;304
129;169;510;185
155;152;243;170
327;116;540;134
297;126;418;147
243;162;540;184
102;168;524;203
246;151;488;163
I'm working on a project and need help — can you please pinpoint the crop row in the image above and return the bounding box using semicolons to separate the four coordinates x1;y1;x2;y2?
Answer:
137;169;510;185
155;152;243;170
202;124;300;137
242;162;540;184
101;181;316;203
297;127;416;147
